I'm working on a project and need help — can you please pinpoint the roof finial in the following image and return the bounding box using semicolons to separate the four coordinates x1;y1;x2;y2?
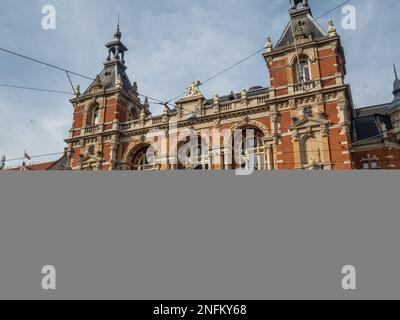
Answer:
394;64;399;80
114;10;121;39
117;10;120;30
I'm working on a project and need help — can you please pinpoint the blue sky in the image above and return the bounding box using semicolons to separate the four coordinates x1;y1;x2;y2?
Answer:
0;0;399;166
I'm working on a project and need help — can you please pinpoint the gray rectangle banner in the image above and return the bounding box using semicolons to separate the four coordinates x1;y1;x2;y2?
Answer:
0;172;399;300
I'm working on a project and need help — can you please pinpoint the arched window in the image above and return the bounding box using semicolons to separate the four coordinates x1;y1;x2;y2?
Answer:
178;136;209;170
295;58;311;83
92;106;101;125
129;108;138;121
232;128;266;170
131;145;156;171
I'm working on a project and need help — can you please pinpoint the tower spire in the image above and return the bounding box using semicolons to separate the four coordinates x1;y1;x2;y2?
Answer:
114;10;121;40
393;64;400;105
117;10;120;31
289;0;310;16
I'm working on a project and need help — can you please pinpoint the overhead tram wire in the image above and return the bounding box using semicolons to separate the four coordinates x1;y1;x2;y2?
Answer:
0;0;352;111
166;0;353;107
0;0;353;120
0;47;93;81
0;47;169;108
0;83;72;95
314;0;352;21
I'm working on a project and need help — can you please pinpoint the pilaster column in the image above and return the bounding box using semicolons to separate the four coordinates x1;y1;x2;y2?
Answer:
267;145;273;170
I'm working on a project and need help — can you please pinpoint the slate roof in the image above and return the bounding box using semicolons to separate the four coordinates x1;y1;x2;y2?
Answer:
352;115;390;143
353;104;391;118
82;25;133;97
82;62;132;96
204;86;269;105
351;67;400;144
9;161;57;171
275;9;327;49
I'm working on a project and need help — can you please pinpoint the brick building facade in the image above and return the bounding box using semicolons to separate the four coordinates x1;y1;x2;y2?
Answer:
62;0;399;171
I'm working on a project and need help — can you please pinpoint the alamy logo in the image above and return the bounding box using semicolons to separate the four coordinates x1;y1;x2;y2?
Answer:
341;265;356;290
41;5;56;30
41;265;56;290
341;5;356;30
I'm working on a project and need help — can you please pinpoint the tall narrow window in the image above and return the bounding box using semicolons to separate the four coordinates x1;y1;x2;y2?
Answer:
296;60;311;83
178;136;209;170
93;107;101;125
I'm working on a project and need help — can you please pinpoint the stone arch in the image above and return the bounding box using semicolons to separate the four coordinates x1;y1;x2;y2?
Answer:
289;51;314;67
299;132;322;167
169;127;210;158
85;100;103;126
122;141;153;164
172;129;211;169
290;52;314;83
223;120;271;145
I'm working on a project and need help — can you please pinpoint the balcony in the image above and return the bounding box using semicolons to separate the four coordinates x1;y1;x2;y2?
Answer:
84;124;102;135
293;80;317;93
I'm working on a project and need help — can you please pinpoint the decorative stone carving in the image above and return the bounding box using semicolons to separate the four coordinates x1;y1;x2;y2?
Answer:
291;129;299;141
213;94;220;113
327;20;337;37
241;89;247;101
322;124;329;137
337;102;347;111
242;115;250;124
265;36;273;53
381;122;388;138
74;85;81;98
139;108;146;126
316;94;323;105
213;93;219;105
89;75;104;94
293;20;306;41
143;97;150;110
340;123;349;135
289;99;296;110
185;80;202;97
131;82;139;97
115;74;122;89
87;145;95;156
162;104;170;123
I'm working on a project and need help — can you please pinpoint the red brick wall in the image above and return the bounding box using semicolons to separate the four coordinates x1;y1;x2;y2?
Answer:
353;148;400;170
327;128;352;170
269;58;289;88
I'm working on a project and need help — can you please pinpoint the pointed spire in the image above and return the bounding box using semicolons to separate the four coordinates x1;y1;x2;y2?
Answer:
265;35;273;52
393;64;400;105
114;11;122;40
143;97;150;109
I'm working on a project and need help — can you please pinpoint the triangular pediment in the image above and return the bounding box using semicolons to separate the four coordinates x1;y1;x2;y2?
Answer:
276;14;327;49
77;154;102;165
289;117;328;130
